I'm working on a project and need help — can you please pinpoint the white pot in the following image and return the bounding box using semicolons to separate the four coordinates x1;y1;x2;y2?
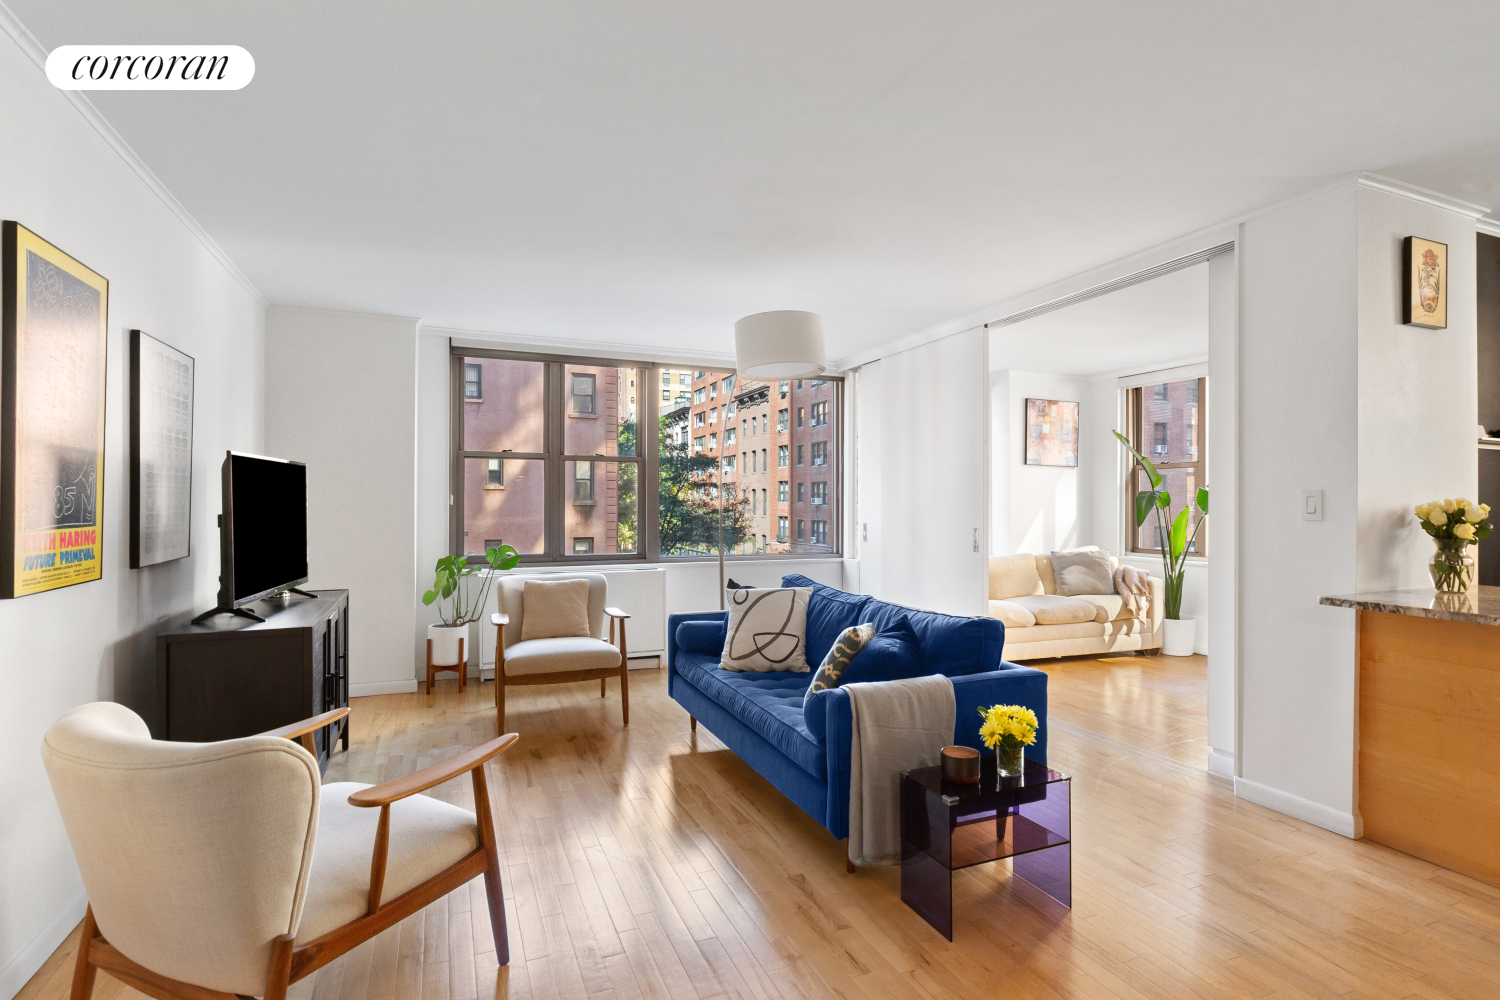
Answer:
1161;617;1196;657
427;622;468;668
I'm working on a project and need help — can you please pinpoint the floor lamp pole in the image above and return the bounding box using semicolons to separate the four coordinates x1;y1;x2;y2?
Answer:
717;448;725;610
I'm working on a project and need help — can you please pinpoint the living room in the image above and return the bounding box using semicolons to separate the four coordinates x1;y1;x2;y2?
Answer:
4;5;1500;1000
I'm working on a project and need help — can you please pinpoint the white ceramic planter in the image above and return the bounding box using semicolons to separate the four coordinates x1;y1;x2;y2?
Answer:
1161;617;1196;657
427;622;468;667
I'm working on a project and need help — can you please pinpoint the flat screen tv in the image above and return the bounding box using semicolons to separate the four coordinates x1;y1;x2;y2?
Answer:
193;452;309;623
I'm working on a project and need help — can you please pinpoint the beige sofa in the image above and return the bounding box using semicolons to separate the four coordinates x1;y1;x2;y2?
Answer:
987;553;1162;661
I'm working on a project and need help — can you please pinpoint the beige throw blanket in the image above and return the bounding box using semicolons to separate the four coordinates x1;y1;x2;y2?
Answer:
846;674;956;866
1113;564;1150;616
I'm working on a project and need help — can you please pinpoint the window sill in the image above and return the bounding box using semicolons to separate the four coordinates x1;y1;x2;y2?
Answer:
573;500;597;506
568;412;600;419
483;484;505;490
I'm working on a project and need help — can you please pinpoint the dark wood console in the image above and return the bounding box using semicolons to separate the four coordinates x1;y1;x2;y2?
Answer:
156;590;349;772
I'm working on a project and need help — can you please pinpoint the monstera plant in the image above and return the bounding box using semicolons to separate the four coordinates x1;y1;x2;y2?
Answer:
423;545;521;626
1114;430;1206;621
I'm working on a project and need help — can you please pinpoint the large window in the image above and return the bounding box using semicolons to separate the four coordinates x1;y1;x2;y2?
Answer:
1126;376;1206;555
455;350;841;561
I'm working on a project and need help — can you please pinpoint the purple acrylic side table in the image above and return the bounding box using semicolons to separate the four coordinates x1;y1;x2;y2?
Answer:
899;754;1071;940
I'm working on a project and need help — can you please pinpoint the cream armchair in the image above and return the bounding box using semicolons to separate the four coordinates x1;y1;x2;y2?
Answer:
491;573;631;730
41;703;516;1000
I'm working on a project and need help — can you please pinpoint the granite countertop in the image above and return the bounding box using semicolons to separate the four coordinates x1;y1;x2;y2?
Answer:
1319;586;1500;626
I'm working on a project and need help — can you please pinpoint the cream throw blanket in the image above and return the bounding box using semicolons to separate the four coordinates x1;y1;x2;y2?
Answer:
1113;564;1151;616
846;674;956;866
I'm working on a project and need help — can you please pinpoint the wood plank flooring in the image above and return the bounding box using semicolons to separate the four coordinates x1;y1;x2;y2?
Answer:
20;659;1500;1000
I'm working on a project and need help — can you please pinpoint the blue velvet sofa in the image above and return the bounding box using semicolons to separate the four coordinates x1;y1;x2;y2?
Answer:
666;574;1048;842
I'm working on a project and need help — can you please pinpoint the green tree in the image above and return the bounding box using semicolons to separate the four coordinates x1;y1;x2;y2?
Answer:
657;414;750;555
616;419;639;553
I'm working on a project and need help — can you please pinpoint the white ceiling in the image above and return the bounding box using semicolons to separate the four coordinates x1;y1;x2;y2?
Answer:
989;263;1208;377
10;2;1500;363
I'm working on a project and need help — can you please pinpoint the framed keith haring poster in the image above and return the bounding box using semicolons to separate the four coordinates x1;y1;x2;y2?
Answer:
1;221;109;597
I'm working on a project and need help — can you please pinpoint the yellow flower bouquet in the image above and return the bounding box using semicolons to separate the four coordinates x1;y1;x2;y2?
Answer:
1414;498;1493;593
979;704;1038;777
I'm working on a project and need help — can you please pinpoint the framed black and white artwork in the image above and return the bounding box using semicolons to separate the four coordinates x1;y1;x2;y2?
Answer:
129;329;194;568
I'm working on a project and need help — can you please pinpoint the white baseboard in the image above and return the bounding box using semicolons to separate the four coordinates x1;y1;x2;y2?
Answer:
1234;776;1362;839
350;679;419;697
0;888;86;1000
1207;749;1235;778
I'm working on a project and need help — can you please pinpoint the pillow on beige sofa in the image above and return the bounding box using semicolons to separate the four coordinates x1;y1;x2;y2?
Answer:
1050;549;1114;597
1008;595;1098;625
989;554;1043;600
987;599;1037;628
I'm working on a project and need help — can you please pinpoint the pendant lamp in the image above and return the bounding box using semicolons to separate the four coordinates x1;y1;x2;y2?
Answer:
734;310;826;378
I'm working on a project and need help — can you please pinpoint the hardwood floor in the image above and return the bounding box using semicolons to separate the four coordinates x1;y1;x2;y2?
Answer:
1035;652;1215;772
20;663;1500;1000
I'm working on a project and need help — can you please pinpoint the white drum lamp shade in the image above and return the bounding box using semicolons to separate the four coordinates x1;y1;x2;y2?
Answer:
734;310;826;378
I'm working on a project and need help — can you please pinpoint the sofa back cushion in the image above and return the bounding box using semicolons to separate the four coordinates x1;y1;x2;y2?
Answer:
864;600;1001;676
988;554;1043;600
842;616;926;684
780;574;874;666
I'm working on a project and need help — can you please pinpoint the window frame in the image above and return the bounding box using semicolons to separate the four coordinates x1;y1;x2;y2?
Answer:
1125;377;1208;557
452;347;844;564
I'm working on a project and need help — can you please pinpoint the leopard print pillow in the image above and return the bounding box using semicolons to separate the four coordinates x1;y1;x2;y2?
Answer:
804;623;877;701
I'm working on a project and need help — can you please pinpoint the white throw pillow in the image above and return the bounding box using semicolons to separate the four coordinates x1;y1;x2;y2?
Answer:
719;587;812;672
1050;549;1115;597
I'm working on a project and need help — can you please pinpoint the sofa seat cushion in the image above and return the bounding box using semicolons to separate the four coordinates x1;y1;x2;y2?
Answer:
1004;618;1147;644
301;783;478;943
505;637;620;676
1072;594;1133;623
674;650;825;778
1007;595;1098;625
1004;621;1105;644
987;600;1037;628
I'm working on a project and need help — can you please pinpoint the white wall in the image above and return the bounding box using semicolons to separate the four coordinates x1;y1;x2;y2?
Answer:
1355;186;1478;588
265;307;419;695
1205;248;1239;770
0;38;265;999
997;371;1090;555
1234;179;1478;838
860;329;990;615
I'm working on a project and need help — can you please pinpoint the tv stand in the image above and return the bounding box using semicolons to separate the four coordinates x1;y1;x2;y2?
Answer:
284;587;318;599
190;605;267;625
159;590;350;773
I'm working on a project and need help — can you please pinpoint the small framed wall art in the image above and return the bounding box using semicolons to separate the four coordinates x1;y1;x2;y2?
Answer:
1025;398;1079;467
130;329;195;568
1403;236;1448;329
0;221;109;598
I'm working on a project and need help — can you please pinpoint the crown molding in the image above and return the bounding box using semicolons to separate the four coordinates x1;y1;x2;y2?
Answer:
1477;217;1500;238
426;324;737;369
1357;173;1490;219
0;2;267;308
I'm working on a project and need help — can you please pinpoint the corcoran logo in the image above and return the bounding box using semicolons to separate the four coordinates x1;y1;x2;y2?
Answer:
45;45;254;90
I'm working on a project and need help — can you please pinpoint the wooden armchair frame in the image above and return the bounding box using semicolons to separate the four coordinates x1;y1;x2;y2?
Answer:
68;707;518;1000
492;607;631;731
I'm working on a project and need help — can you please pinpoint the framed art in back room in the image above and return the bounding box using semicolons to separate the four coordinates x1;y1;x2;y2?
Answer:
1025;397;1079;467
130;329;194;567
0;221;109;597
1403;236;1448;329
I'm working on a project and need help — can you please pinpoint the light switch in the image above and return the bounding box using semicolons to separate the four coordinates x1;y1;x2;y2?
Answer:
1302;489;1323;521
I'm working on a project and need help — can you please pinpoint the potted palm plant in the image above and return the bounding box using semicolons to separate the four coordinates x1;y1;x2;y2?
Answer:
1114;431;1207;656
422;545;520;668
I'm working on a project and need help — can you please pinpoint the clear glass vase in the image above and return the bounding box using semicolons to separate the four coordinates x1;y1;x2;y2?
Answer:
996;744;1025;778
1429;537;1476;593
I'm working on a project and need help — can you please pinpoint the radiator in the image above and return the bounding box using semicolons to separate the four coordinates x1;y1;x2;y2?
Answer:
480;566;667;677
